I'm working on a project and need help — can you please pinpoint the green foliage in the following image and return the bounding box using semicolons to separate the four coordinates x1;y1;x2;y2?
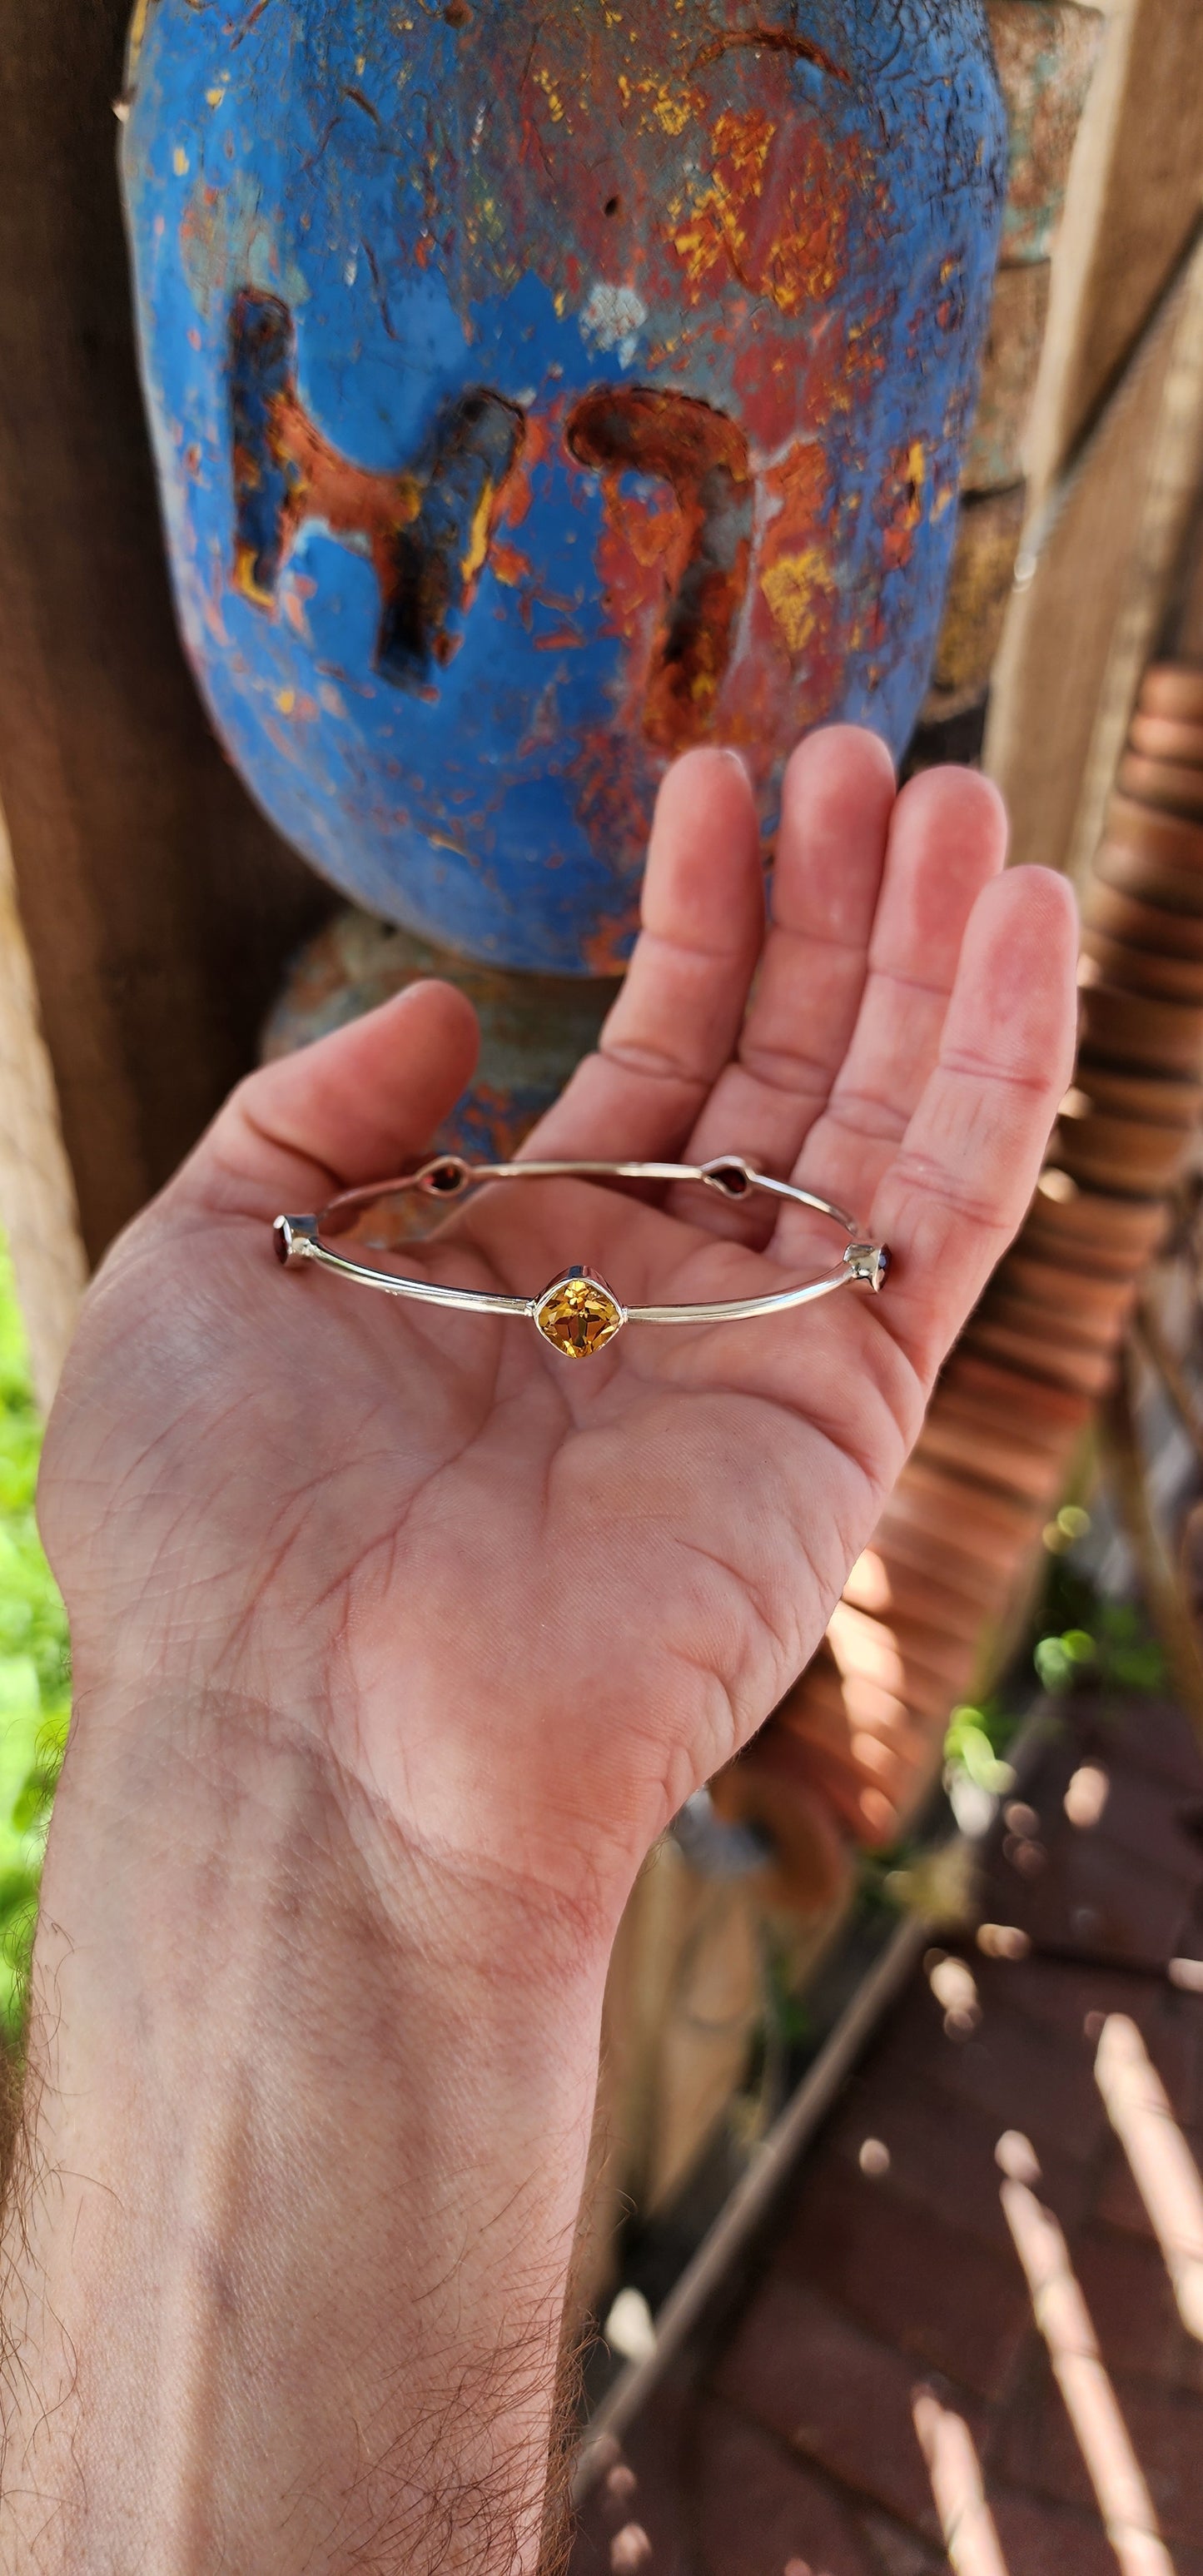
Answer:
943;1699;1016;1796
1033;1538;1167;1698
1032;1626;1097;1693
763;1932;813;2052
0;1238;68;2045
937;1509;1166;1825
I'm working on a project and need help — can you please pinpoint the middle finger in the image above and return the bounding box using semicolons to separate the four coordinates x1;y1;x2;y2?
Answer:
678;724;896;1241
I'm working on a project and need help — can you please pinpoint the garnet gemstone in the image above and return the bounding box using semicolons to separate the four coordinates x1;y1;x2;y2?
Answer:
534;1270;624;1359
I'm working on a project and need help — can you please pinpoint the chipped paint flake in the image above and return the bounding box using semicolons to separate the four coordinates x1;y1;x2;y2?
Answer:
534;67;566;123
579;282;648;368
760;547;832;656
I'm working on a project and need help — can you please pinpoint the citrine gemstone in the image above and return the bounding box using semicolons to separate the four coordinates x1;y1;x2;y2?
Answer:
534;1271;624;1360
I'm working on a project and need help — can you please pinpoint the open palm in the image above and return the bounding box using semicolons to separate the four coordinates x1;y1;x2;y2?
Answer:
41;730;1076;1932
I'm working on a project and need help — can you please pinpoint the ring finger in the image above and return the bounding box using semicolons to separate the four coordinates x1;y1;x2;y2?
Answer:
772;764;1008;1265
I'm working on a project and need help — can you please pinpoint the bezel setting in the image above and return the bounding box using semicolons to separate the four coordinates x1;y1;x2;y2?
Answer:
532;1265;627;1360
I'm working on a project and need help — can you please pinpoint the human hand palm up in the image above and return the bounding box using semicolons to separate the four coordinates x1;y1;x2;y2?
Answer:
42;729;1076;1930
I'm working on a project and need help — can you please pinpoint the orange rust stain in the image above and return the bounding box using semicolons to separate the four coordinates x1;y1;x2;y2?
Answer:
713;430;847;760
489;538;533;587
262;713;302;763
879;438;927;574
199;562;231;650
569;724;663;898
628;73;702;140
671;110;859;320
233;381;423;613
671;109;775;299
691;27;850;82
497;407;554;532
588;485;679;714
568;385;753;752
758;438;837;660
179;184;228;300
582;913;638;978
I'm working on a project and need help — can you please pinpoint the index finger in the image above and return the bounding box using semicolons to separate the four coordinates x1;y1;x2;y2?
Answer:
520;745;764;1161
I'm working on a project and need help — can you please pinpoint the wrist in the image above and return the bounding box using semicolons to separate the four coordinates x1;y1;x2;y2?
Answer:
2;1680;610;2574
62;1658;624;1977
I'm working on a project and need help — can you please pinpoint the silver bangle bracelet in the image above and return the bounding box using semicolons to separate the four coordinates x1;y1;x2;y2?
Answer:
274;1153;890;1361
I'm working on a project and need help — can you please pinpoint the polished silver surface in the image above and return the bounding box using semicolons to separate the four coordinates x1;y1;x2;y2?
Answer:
274;1154;889;1356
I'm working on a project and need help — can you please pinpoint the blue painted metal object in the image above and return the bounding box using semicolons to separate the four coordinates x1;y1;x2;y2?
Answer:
122;2;1006;973
261;910;620;1162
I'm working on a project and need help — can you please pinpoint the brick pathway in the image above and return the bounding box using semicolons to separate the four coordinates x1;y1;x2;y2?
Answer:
572;1697;1203;2576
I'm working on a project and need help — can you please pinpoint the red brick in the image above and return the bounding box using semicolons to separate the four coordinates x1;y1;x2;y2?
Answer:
1092;2127;1203;2238
1056;1751;1203;1896
711;2276;950;2538
1106;2380;1203;2548
988;2486;1116;2576
852;2509;944;2575
972;1707;1203;1953
776;2163;1030;2402
1073;2227;1203;2394
982;1954;1203;2121
822;2073;1093;2250
988;2347;1102;2514
992;2354;1203;2546
570;2399;693;2576
1096;1698;1203;1798
977;1952;1139;2037
571;1697;1203;2576
1003;1828;1196;1971
868;1982;1107;2161
1085;1762;1203;1889
987;1950;1140;2033
688;2400;879;2576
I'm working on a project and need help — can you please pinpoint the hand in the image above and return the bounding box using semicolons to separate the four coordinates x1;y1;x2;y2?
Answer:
41;728;1076;1941
14;728;1077;2576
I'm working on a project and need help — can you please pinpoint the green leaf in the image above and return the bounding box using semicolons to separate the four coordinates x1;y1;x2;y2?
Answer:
0;1234;70;2046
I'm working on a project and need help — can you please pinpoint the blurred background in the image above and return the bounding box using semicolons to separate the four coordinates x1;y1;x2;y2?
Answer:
3;4;1203;2564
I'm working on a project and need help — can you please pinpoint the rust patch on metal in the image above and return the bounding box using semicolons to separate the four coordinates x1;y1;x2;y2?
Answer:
669;106;857;318
691;27;850;85
567;385;752;751
231;289;524;689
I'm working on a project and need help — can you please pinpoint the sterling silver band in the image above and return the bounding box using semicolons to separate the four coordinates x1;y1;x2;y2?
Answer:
274;1153;889;1359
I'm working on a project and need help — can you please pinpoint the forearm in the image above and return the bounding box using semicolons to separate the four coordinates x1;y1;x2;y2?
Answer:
0;1683;609;2576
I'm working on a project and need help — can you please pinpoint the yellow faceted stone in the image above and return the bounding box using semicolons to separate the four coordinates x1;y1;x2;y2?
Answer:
534;1271;624;1360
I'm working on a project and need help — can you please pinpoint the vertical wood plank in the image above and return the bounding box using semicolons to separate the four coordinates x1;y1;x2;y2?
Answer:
0;802;87;1415
1066;241;1203;883
987;0;1203;874
0;0;329;1266
988;266;1203;881
1030;0;1203;488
